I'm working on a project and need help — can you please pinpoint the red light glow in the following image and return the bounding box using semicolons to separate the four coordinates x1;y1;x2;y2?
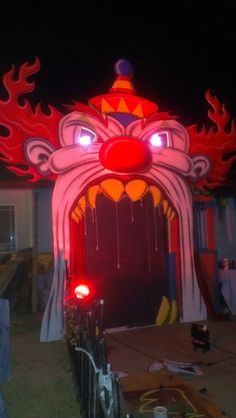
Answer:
75;284;90;299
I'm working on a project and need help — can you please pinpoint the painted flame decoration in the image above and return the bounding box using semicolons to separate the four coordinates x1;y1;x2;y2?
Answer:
188;90;236;189
0;58;62;181
0;58;236;189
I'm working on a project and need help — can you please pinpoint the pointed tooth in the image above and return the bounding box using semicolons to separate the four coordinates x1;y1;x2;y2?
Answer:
166;206;172;219
162;199;169;214
74;206;82;219
86;185;100;208
149;185;162;207
125;180;148;202
100;179;124;202
78;196;86;214
71;211;79;223
169;210;176;220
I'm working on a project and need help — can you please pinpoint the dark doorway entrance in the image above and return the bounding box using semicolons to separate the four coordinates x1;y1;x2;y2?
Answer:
84;193;167;328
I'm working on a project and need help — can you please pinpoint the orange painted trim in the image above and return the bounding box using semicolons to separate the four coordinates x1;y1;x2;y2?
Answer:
169;215;182;316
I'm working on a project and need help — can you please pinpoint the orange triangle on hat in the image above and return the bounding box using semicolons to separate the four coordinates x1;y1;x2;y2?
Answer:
101;98;115;113
132;103;144;118
117;97;130;113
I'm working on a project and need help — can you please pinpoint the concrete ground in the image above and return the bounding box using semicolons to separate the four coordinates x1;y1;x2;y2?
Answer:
105;317;236;417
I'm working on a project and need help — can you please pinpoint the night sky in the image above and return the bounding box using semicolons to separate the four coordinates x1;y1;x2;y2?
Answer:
1;1;236;187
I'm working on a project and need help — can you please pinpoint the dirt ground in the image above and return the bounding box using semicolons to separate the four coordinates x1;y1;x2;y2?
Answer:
105;317;236;417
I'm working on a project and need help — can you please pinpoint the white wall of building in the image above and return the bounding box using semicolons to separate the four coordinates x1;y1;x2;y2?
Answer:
37;189;53;253
0;189;33;251
215;197;236;261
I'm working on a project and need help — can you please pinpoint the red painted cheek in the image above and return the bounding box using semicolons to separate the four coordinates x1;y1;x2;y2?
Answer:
99;137;152;172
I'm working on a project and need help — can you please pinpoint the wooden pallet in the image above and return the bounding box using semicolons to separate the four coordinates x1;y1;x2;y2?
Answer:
118;370;228;418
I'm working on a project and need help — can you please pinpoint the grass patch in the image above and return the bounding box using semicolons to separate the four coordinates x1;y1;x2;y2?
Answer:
0;312;80;418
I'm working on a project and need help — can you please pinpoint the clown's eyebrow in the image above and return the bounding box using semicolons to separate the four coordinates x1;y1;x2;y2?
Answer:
65;120;96;127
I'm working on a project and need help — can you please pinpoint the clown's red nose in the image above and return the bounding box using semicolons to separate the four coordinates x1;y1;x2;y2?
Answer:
99;137;152;172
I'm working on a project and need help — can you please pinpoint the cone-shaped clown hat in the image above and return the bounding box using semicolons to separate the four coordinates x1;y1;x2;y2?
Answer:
89;59;158;118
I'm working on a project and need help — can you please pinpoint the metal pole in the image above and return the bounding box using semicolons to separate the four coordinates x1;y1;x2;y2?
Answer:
32;189;38;313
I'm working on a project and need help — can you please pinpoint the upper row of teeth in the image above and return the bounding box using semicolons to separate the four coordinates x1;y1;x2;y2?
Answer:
71;179;176;223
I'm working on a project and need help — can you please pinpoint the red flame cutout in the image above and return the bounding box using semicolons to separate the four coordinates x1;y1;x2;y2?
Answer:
0;58;62;181
188;90;236;190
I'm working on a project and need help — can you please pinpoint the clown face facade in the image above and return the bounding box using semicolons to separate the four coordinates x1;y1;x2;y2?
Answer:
1;59;235;341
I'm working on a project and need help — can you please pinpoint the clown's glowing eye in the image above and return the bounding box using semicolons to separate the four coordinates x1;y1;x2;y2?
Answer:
75;128;96;146
149;132;168;147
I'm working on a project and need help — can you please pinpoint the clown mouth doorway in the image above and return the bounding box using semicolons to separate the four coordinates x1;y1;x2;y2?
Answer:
70;193;167;329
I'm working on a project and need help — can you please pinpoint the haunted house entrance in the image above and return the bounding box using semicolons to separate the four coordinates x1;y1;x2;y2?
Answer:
70;193;167;329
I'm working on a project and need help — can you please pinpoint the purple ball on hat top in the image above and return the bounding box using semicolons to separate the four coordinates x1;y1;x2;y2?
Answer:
114;59;134;77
